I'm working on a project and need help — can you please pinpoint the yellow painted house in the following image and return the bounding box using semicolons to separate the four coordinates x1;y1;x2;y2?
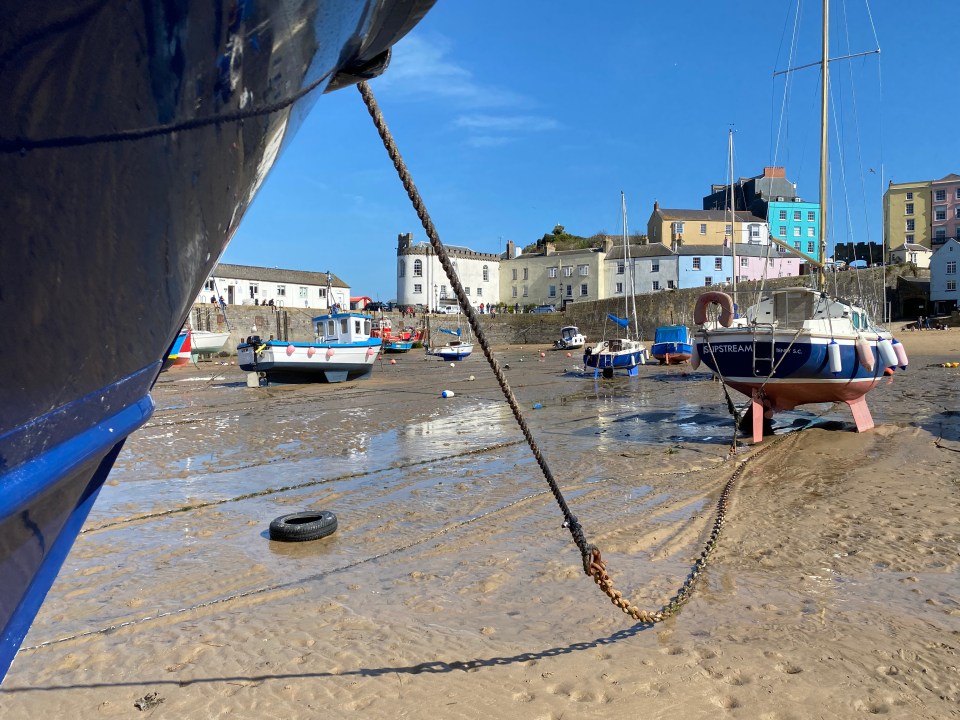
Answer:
646;201;767;247
883;180;931;250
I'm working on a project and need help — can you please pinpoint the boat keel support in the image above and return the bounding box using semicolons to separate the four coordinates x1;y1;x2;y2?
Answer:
845;395;875;433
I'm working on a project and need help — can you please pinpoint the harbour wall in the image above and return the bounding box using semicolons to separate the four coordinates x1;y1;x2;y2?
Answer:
191;266;931;355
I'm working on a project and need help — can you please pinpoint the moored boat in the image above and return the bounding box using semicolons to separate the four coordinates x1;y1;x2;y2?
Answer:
0;0;437;681
426;328;474;361
651;325;693;365
190;329;231;356
554;325;586;350
238;312;382;383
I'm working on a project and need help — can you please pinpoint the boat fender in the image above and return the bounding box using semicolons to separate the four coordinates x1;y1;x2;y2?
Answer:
877;337;898;369
441;390;455;398
827;340;842;375
269;511;337;542
286;344;296;356
690;343;701;370
326;348;335;359
892;339;908;369
694;291;734;327
856;337;875;372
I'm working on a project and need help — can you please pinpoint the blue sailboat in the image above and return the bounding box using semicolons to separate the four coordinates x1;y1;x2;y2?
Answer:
651;325;693;365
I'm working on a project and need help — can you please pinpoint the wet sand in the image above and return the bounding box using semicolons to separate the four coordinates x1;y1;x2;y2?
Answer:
1;333;958;719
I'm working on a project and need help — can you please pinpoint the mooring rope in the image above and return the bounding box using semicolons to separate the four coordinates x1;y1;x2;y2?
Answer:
358;80;774;622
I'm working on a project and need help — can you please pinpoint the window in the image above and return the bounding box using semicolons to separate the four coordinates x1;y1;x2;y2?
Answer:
549;285;557;297
522;267;528;280
511;287;517;298
579;283;588;296
651;261;660;272
779;210;787;220
793;241;801;250
704;276;713;286
808;227;816;237
905;203;914;215
522;286;528;297
413;259;422;277
935;207;947;221
549;267;558;278
249;283;258;298
956;188;960;200
204;279;215;291
482;265;489;281
615;282;623;294
563;266;573;277
566;285;573;297
616;261;624;275
956;207;960;219
511;268;517;281
692;257;701;270
464;287;471;295
318;287;327;299
700;223;707;234
414;283;422;294
652;281;660;290
807;211;815;221
578;265;589;276
807;241;815;254
948;280;957;292
714;257;723;270
935;228;947;242
299;286;308;299
779;226;786;237
906;192;913;200
947;261;957;274
740;257;748;267
906;219;915;232
793;210;801;221
276;285;286;297
935;189;946;202
724;224;732;237
750;225;760;238
440;285;448;299
673;221;685;234
667;280;676;289
794;226;801;237
477;288;482;297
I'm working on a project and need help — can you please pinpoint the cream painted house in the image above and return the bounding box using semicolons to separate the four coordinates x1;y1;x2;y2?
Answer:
499;240;609;308
646;202;768;248
889;242;932;269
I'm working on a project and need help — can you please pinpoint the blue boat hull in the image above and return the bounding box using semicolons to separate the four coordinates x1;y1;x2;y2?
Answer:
0;0;436;680
651;342;693;363
695;336;885;408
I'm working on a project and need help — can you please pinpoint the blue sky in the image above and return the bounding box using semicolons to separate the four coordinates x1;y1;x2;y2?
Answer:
223;0;959;300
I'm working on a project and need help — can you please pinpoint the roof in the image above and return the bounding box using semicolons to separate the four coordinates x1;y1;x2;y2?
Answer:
212;263;348;288
605;243;674;260
933;173;960;182
654;208;766;223
890;243;931;252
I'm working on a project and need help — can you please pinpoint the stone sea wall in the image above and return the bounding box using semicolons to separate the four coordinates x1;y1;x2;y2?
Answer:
191;266;922;355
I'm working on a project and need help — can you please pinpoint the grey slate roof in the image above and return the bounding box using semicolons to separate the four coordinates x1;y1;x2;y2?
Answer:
212;263;348;288
655;208;766;223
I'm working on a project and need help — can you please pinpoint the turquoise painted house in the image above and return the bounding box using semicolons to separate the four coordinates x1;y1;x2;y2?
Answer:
767;200;821;261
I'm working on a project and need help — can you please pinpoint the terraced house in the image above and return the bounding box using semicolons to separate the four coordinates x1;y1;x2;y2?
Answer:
883;174;960;251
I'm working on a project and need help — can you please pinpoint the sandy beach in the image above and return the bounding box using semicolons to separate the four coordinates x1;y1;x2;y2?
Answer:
1;330;958;719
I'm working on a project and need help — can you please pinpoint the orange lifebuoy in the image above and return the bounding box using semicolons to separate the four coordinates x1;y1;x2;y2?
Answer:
694;291;734;327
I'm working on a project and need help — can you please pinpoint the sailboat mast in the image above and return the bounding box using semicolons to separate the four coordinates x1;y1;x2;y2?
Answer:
818;0;829;293
728;128;737;306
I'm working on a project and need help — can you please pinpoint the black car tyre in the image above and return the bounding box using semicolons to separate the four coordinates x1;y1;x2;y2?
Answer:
269;511;338;542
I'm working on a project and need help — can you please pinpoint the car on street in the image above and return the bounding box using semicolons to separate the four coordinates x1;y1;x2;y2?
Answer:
532;304;556;313
364;301;386;311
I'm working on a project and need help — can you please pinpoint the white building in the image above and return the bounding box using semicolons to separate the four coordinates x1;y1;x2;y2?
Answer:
929;238;959;314
396;233;500;311
889;242;932;269
197;263;351;310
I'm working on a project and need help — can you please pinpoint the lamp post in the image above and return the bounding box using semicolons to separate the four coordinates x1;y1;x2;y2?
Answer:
433;284;438;312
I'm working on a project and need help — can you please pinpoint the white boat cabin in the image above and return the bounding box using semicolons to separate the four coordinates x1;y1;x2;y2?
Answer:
313;312;374;344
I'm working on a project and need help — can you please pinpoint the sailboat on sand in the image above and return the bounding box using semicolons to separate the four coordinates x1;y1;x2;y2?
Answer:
583;193;648;377
692;0;906;442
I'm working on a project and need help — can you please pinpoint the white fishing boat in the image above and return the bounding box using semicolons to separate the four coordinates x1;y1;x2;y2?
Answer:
426;327;474;361
554;325;586;350
583;193;648;377
237;312;381;383
692;2;905;441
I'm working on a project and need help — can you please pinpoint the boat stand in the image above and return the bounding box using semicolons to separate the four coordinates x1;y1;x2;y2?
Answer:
749;390;774;443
